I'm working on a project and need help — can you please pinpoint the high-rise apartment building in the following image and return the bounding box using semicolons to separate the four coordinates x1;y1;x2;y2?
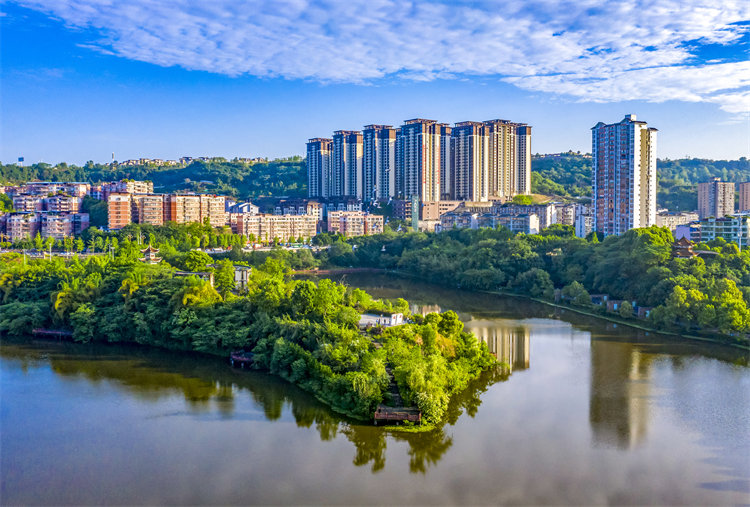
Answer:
485;120;531;199
740;182;750;212
362;125;397;201
332;131;363;198
450;119;531;202
452;122;489;202
398;119;443;202
591;114;657;236
306;138;332;198
698;178;735;219
439;124;452;199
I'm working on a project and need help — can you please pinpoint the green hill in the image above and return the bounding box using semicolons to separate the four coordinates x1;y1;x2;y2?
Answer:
0;158;307;199
530;152;750;211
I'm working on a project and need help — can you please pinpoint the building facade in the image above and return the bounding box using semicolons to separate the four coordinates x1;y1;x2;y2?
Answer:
698;178;734;219
362;125;397;201
398;119;444;202
306;138;332;198
591;114;657;236
452;121;489;202
739;182;750;212
235;213;317;242
655;211;699;231
107;193;133;230
327;211;384;237
691;215;750;246
332;130;363;199
132;194;165;226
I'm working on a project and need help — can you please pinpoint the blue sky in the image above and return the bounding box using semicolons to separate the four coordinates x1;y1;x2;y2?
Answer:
1;0;748;165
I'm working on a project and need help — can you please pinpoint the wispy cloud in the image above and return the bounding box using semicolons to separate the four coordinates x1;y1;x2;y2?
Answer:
11;0;750;114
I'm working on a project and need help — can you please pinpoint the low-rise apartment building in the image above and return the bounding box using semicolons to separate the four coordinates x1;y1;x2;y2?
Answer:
45;194;82;213
235;213;317;242
439;211;539;234
327;211;384;237
108;193;133;230
40;212;90;240
689;215;750;246
6;213;41;242
132;194;165;226
655;211;699;231
12;195;44;212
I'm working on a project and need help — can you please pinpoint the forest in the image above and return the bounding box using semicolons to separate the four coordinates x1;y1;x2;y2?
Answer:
0;240;496;426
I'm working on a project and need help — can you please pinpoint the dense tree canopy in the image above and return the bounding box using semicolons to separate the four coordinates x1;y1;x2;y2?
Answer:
0;245;495;425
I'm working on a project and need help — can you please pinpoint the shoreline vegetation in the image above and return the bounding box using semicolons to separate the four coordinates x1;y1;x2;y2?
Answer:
0;251;496;428
301;267;750;352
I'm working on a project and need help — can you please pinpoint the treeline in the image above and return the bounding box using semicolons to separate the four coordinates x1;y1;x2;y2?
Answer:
336;226;750;343
0;158;306;199
0;250;495;425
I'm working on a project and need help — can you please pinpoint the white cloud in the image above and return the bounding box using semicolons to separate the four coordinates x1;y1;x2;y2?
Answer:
11;0;750;114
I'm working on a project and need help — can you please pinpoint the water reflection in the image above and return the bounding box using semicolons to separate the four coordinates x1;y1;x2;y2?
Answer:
589;339;653;449
468;320;530;372
0;339;503;475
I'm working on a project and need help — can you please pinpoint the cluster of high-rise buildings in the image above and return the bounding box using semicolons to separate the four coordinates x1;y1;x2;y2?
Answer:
307;118;532;203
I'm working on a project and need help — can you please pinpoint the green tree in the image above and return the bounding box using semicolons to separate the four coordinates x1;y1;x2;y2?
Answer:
562;281;590;307
214;259;236;298
618;301;633;318
184;250;212;272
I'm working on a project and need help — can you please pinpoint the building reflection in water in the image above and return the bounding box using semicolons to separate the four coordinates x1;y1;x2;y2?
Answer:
410;303;442;316
464;319;530;373
589;339;652;449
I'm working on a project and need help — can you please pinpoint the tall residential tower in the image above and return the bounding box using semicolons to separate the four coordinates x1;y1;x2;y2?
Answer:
332;130;363;199
398;119;443;202
362;125;397;201
306;138;332;198
698;178;734;219
592;114;657;236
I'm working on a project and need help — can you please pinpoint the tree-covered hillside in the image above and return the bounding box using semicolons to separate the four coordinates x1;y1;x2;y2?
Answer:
530;153;750;211
0;158;307;199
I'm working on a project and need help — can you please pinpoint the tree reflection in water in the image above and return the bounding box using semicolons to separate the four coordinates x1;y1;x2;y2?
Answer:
1;339;511;474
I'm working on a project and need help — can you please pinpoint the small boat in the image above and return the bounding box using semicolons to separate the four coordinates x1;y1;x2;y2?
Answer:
230;350;255;368
373;404;421;425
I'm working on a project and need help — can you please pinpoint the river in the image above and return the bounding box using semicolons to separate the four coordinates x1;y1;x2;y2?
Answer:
2;273;748;505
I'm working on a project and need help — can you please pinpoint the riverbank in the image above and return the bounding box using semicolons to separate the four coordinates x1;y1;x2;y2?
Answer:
309;267;750;352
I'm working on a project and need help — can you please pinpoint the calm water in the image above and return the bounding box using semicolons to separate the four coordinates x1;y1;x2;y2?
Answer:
2;274;749;505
